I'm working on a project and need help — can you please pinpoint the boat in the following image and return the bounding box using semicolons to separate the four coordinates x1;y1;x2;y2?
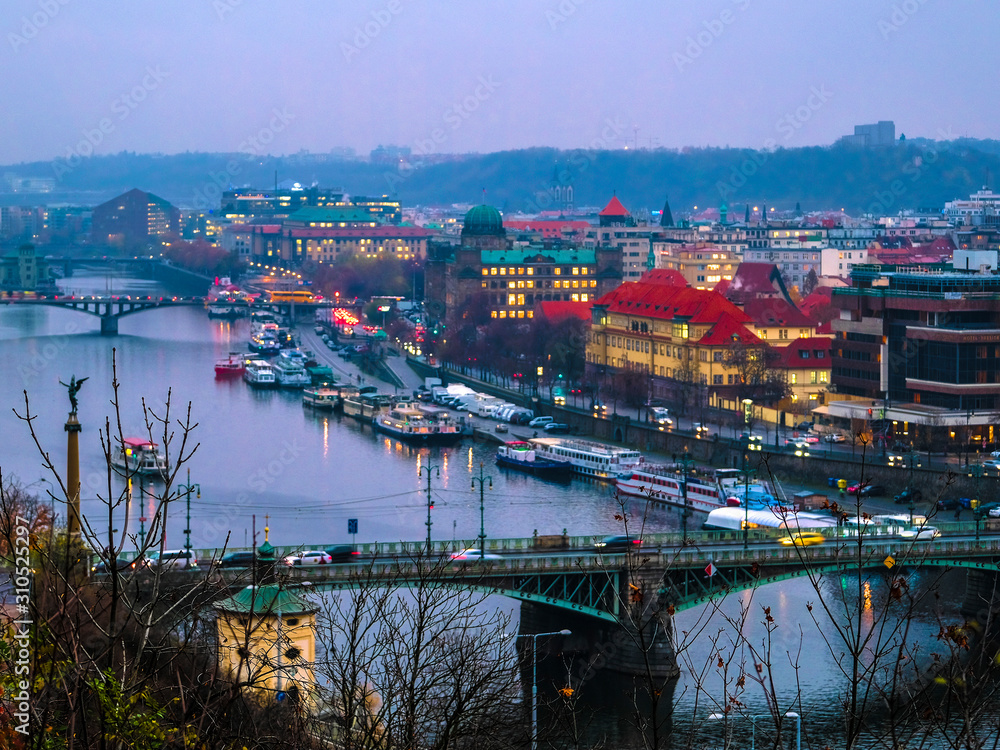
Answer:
615;464;736;513
214;352;246;377
273;352;312;388
243;359;277;388
248;333;282;356
207;303;238;319
303;384;358;411
343;391;396;422
373;402;463;444
495;441;573;478
306;364;336;384
529;437;642;480
704;507;838;532
112;437;168;477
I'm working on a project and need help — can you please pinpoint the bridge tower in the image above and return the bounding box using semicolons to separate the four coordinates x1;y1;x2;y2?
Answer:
215;582;319;709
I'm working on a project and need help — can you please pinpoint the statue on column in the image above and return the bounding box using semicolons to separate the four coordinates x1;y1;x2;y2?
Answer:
59;375;88;415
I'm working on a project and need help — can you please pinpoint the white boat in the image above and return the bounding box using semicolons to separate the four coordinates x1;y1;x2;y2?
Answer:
616;465;734;513
704;507;838;532
243;359;276;388
112;437;168;477
273;352;311;388
343;391;395;421
529;438;642;481
373;402;462;444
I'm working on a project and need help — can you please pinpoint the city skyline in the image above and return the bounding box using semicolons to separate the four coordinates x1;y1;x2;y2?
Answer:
3;0;999;165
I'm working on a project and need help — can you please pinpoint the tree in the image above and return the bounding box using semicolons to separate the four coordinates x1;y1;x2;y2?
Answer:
722;339;790;408
802;268;819;296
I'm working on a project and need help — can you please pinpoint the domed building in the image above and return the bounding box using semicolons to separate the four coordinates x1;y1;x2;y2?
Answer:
423;204;622;326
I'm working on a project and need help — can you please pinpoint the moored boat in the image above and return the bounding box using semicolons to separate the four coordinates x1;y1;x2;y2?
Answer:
373;402;463;444
343;391;396;422
112;437;168;477
529;437;642;480
273;351;311;388
249;333;282;356
243;359;277;388
214;352;246;377
615;464;735;513
495;441;572;478
303;384;358;411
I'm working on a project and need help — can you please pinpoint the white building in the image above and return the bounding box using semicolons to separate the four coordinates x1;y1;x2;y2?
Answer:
820;246;869;279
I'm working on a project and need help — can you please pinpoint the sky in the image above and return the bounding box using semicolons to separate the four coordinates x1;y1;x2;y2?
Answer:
3;0;998;165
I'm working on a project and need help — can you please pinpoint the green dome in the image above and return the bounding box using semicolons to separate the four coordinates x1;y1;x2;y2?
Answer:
462;204;505;236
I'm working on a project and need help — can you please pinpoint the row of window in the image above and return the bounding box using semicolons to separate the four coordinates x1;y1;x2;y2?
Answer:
789;371;829;385
490;310;535;319
483;266;591;276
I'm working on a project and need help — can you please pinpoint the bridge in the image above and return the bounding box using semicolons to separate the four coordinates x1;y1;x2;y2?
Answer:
0;295;340;334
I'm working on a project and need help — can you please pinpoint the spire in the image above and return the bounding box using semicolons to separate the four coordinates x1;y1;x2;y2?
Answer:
795;201;802;215
646;238;656;272
720;202;728;225
762;201;768;227
744;204;750;223
660;195;674;227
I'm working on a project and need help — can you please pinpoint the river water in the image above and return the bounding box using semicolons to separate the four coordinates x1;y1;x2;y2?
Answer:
0;268;982;748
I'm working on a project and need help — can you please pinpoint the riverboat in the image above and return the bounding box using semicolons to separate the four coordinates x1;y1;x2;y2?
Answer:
303;384;358;411
207;303;239;319
373;402;463;444
248;333;282;356
243;359;276;388
495;441;573;478
112;437;168;477
704;507;838;532
214;352;246;377
529;438;642;480
615;465;734;513
273;351;311;388
343;391;396;422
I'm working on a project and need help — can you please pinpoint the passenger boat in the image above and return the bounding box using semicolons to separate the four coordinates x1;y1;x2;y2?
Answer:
343;391;396;422
615;465;735;513
704;507;838;532
243;359;276;388
529;438;642;480
495;441;572;478
303;384;358;411
112;437;168;477
248;333;282;355
207;303;238;319
306;364;335;384
273;351;312;388
214;352;246;377
373;402;462;444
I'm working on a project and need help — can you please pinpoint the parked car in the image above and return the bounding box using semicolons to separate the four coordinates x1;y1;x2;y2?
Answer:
795;421;814;431
778;532;825;547
91;555;137;576
325;545;359;563
899;525;941;541
529;416;554;428
858;484;886;498
823;433;846;443
894;487;923;504
982;460;1000;473
283;550;332;566
494;423;508;433
543;423;570;434
988;505;1000;519
937;497;961;511
216;551;257;569
594;535;641;552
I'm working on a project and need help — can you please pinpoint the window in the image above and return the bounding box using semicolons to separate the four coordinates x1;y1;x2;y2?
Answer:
672;322;690;339
507;294;516;305
815;350;824;359
713;351;723;362
713;374;723;385
810;371;818;385
820;371;828;383
499;267;506;275
779;329;789;340
801;351;810;359
481;268;489;276
758;330;767;339
554;268;562;275
790;373;798;384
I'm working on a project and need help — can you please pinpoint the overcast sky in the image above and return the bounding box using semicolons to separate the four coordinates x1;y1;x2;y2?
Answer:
3;0;997;164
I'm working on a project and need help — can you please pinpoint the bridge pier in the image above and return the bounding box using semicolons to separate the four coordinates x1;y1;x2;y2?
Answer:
100;315;118;335
961;569;1000;624
520;601;678;680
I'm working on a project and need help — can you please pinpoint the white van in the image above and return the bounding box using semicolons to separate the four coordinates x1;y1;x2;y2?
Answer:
650;407;673;426
145;549;198;570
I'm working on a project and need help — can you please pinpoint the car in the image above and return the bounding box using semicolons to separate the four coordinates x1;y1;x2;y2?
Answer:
529;416;554;428
494;423;508;433
693;423;709;435
325;544;359;563
982;460;1000;473
91;555;137;576
144;549;198;570
216;551;257;569
858;484;886;498
802;435;820;444
894;487;923;504
823;433;846;443
283;550;332;566
543;423;569;434
450;548;503;561
846;482;866;495
594;535;641;552
937;497;961;511
795;421;814;431
899;525;941;541
990;450;1000;459
592;402;608;415
650;407;673;426
778;532;825;547
988;506;1000;519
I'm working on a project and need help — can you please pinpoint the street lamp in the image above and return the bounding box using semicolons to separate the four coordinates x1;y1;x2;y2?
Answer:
517;629;571;750
471;462;492;559
178;468;201;551
419;464;440;553
968;463;985;543
677;451;695;543
707;711;801;750
742;435;751;551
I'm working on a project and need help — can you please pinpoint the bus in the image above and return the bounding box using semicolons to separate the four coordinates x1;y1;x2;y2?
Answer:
267;290;319;303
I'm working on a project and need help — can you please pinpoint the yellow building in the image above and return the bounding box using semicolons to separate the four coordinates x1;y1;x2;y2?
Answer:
215;560;318;708
653;242;737;290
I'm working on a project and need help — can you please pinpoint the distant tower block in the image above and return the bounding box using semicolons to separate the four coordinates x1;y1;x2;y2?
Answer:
215;584;319;709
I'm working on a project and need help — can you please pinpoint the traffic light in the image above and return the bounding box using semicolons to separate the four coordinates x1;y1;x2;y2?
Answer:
868;408;873;417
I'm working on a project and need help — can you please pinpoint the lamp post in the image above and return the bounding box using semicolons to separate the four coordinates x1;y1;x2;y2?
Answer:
678;451;695;543
178;468;201;551
904;446;920;526
968;463;985;543
419;464;440;553
471;462;492;560
517;629;571;750
742;435;751;551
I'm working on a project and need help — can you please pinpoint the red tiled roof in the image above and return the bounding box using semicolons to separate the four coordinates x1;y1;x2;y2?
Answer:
776;337;832;368
713;278;731;295
743;298;815;328
639;268;688;287
535;300;593;321
698;313;760;346
594;282;750;325
504;220;591;239
726;263;792;304
599;196;630;216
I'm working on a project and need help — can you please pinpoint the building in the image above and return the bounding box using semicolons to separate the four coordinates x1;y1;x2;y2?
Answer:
656;224;747;257
742;245;823;291
837;120;896;147
584;197;662;282
654;242;737;289
91;188;180;247
425;205;622;323
0;243;51;292
742;298;827;343
586;274;769;406
219;187;401;224
820;246;870;279
826;264;1000;444
775;337;832;412
944;187;1000;227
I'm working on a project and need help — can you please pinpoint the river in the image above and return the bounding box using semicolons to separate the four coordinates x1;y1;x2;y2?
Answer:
0;267;984;749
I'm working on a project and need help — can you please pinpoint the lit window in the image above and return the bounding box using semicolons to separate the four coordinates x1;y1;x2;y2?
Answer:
518;267;524;275
554;268;562;275
509;267;515;275
790;373;798;384
581;267;588;275
481;281;488;288
581;293;588;302
526;280;534;288
500;268;506;275
527;268;534;275
517;280;524;288
481;268;488;276
508;294;516;305
572;267;579;275
517;310;525;318
517;294;525;305
572;280;579;288
491;310;497;318
499;310;507;318
490;267;498;275
527;310;534;318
